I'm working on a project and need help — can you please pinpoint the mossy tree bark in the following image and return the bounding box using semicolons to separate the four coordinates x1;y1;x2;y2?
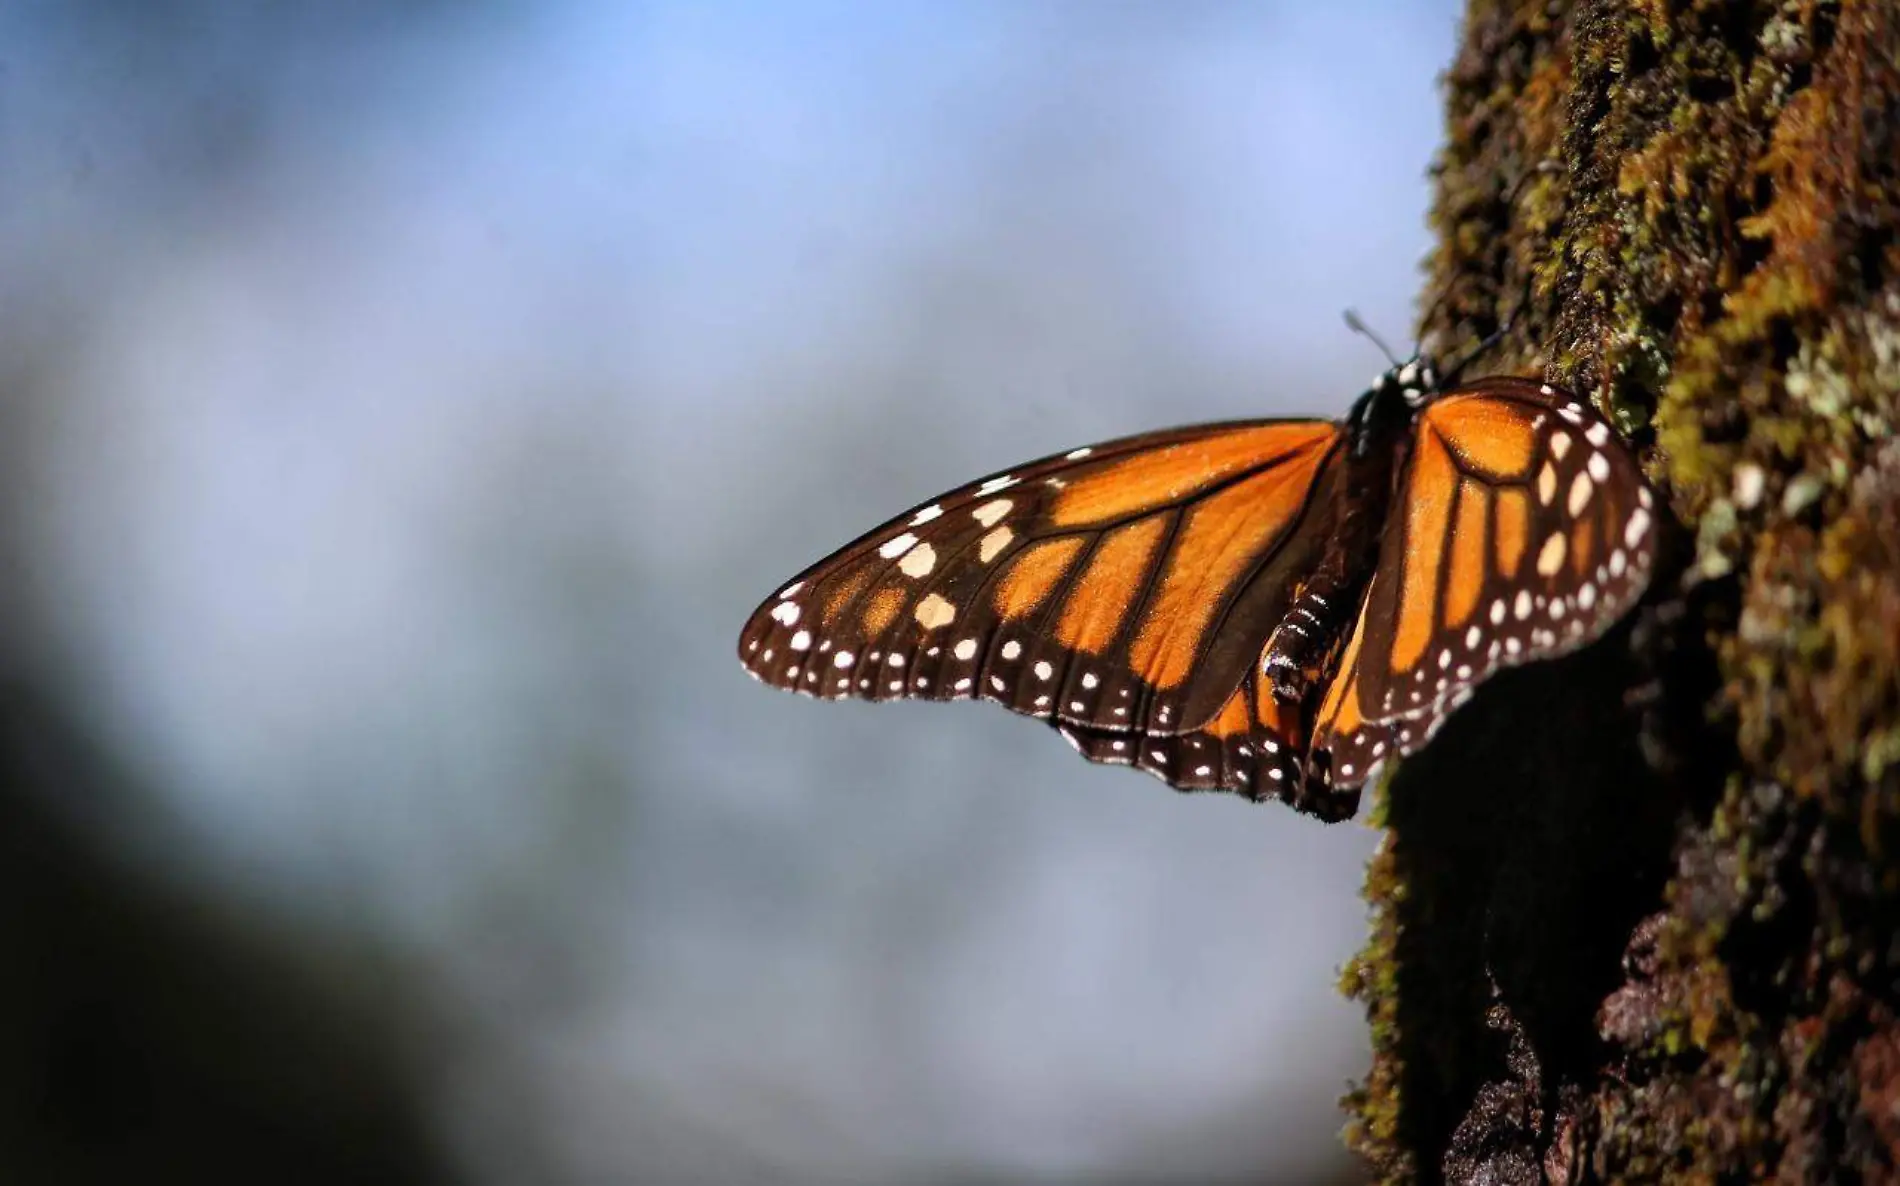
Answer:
1340;1;1900;1181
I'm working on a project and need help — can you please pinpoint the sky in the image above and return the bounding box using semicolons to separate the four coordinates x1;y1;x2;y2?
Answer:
1;2;1464;1181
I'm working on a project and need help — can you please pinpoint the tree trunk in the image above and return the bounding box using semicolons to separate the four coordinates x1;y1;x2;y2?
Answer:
1340;1;1900;1181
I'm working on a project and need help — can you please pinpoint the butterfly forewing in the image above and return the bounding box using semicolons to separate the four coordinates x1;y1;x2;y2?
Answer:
738;418;1345;792
1313;378;1659;786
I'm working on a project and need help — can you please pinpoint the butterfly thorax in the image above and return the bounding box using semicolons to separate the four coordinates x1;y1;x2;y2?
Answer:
1260;357;1438;706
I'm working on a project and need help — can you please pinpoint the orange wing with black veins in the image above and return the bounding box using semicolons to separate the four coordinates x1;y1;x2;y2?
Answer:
738;418;1347;798
1312;378;1660;788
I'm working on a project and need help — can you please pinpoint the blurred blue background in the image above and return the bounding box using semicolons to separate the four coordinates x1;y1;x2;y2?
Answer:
0;2;1462;1182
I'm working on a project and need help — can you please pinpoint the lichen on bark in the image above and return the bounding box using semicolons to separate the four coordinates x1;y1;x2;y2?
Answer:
1340;1;1900;1181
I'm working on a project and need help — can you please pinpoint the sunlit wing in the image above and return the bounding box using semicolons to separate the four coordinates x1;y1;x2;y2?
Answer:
1313;378;1659;787
738;419;1347;794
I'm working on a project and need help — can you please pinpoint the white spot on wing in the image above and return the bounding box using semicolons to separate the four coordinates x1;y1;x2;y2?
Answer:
953;638;978;661
909;504;943;526
790;630;812;651
878;532;918;559
1536;531;1567;576
914;594;957;630
978;526;1014;562
1000;640;1022;661
1065;447;1093;460
972;499;1013;527
1624;507;1651;547
1568;471;1594;515
898;542;938;578
976;475;1018;496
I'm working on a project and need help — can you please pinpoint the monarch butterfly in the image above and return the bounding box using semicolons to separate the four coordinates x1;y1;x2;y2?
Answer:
737;349;1659;820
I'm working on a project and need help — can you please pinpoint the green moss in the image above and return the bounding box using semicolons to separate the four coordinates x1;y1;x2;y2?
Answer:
1340;776;1414;1175
1347;0;1900;1180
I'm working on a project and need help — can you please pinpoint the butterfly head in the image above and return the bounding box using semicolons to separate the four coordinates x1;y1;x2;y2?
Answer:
1374;356;1440;409
1344;311;1441;411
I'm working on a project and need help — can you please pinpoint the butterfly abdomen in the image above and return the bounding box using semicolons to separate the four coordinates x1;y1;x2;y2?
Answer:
1262;382;1413;705
1262;586;1351;703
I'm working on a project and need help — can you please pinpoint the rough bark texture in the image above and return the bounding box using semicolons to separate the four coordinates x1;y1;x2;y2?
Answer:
1339;1;1900;1181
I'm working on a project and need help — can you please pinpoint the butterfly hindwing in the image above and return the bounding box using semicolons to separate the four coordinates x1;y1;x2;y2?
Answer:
738;419;1346;792
1059;644;1315;799
1313;378;1659;785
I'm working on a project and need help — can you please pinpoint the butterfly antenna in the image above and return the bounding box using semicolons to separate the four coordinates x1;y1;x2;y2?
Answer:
1442;324;1510;385
1343;309;1404;369
1441;262;1541;383
1435;159;1564;382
